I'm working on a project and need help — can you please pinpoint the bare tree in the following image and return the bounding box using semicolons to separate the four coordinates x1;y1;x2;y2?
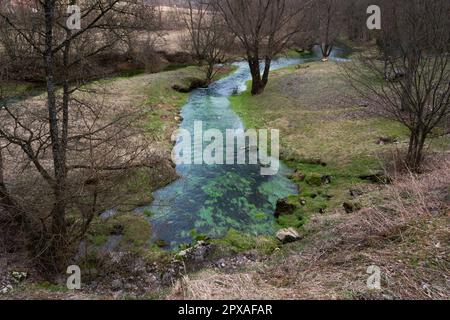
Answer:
343;0;372;43
122;4;166;72
345;0;450;172
0;0;164;274
216;0;308;95
312;0;343;61
180;0;233;83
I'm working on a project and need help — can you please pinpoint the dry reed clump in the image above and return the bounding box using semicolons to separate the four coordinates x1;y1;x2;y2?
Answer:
337;157;450;243
169;271;296;300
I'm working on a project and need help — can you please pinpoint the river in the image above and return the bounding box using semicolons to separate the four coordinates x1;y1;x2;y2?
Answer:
142;55;321;248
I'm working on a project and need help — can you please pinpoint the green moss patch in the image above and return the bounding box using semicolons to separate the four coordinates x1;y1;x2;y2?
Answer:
212;229;279;255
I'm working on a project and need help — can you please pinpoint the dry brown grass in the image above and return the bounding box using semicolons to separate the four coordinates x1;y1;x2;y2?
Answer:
169;157;450;300
169;270;297;300
338;157;450;242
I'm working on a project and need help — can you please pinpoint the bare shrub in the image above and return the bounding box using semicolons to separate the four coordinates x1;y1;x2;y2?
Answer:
344;0;450;172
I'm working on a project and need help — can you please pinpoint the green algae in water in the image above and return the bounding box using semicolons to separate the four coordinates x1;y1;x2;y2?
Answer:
141;58;306;247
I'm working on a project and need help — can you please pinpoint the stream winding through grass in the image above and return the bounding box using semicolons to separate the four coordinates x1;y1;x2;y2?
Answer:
142;53;337;248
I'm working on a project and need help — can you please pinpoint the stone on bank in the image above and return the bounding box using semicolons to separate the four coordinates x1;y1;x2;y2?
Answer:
276;228;301;244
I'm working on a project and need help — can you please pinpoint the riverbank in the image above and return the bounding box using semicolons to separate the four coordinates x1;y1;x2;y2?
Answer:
230;61;408;227
0;64;239;300
231;60;449;226
168;59;449;299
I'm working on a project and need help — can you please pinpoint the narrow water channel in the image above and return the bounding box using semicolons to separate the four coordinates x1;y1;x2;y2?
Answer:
143;56;316;248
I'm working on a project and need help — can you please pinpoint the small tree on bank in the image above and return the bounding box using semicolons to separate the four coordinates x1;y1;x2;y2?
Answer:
180;0;233;84
216;0;308;95
313;0;343;61
345;0;450;172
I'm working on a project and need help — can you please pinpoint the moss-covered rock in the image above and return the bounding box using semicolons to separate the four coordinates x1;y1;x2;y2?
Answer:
343;201;362;214
274;197;297;218
113;215;152;248
86;213;152;251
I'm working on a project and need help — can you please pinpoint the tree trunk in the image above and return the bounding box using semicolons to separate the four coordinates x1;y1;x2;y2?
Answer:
321;43;333;60
262;57;271;87
42;0;68;274
206;61;214;84
0;148;15;211
248;57;270;95
0;148;32;254
406;129;426;172
384;56;389;81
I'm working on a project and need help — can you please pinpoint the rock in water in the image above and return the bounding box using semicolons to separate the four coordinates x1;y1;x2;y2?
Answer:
276;228;301;244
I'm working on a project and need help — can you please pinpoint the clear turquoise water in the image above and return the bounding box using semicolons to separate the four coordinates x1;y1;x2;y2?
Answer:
142;57;313;247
